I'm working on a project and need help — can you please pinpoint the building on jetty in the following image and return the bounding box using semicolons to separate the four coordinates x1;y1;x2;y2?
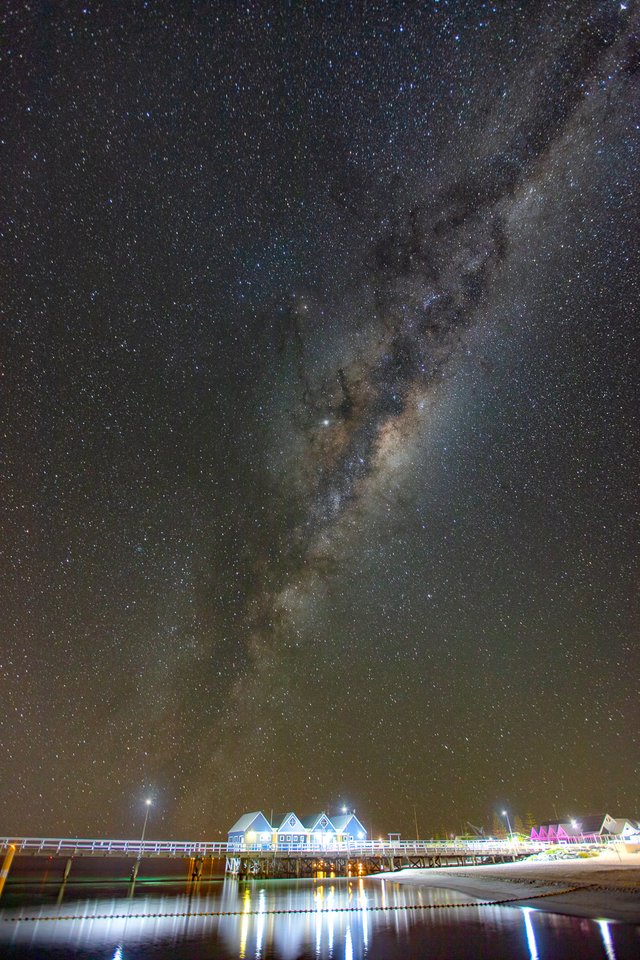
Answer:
227;812;273;850
271;812;308;847
227;810;368;851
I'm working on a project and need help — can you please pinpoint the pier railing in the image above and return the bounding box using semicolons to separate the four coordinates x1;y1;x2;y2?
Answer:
0;837;227;858
0;835;624;859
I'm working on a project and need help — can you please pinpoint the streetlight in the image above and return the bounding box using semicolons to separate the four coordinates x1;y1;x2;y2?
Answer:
131;798;152;885
140;798;152;847
502;810;513;841
570;818;584;845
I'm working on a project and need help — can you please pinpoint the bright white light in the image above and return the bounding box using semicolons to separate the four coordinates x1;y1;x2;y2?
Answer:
345;924;354;960
598;919;617;960
342;806;347;813
523;908;539;960
322;419;330;426
145;798;152;806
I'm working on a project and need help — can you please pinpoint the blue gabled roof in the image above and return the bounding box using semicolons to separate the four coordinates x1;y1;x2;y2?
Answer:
273;812;306;831
331;813;366;836
301;812;336;831
228;811;271;834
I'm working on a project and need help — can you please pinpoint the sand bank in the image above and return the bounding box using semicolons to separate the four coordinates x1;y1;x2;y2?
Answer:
374;849;640;923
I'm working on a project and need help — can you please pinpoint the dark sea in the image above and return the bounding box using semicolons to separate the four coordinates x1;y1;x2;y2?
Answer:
0;876;638;959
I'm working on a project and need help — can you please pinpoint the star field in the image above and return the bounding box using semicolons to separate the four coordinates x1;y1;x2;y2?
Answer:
1;1;639;841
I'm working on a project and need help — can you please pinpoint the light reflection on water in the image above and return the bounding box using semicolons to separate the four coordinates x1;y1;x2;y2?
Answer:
0;876;637;959
599;919;617;960
522;908;539;960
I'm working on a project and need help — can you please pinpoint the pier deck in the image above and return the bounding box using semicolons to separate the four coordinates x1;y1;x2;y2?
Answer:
0;836;576;882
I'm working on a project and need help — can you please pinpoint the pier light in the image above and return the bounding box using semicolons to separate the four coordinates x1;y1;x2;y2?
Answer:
501;810;513;840
140;798;153;847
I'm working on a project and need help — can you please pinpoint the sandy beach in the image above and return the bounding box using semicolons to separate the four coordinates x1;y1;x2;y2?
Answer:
375;848;640;923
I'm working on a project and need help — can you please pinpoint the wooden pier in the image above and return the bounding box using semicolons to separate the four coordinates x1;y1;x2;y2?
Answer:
0;835;596;887
224;842;534;879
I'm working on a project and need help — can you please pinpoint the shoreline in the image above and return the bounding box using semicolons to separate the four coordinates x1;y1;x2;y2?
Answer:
373;852;640;923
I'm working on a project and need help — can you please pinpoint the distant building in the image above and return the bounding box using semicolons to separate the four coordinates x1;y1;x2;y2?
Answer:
531;813;640;842
610;818;640;841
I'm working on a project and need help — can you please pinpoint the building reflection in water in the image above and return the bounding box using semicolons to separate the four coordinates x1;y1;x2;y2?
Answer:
0;877;630;959
216;878;476;959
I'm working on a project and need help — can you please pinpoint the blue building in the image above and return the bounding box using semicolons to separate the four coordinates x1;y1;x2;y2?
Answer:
272;812;307;847
301;812;337;848
227;810;369;849
331;813;367;842
227;811;272;849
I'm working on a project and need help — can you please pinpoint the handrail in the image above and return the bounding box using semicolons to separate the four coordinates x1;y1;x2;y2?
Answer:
0;835;625;857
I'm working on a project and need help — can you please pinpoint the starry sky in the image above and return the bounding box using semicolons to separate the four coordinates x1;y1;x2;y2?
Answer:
2;0;639;842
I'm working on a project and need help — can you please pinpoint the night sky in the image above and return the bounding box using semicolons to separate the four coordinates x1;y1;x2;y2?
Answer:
2;1;639;843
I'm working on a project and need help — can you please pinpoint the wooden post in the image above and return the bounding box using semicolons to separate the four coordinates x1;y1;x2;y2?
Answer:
130;860;140;881
62;858;73;882
0;844;16;898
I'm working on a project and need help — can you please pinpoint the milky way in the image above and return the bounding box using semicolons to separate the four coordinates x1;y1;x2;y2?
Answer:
184;2;639;816
3;1;639;839
293;4;633;537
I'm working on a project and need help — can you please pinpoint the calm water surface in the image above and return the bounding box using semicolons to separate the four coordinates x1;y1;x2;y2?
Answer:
0;876;638;959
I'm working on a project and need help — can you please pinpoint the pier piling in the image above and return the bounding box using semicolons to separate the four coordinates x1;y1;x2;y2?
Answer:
0;844;16;898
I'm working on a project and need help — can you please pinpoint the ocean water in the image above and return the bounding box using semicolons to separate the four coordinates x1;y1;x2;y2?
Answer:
0;876;638;959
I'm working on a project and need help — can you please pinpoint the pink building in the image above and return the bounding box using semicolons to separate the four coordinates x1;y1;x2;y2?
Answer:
531;813;639;842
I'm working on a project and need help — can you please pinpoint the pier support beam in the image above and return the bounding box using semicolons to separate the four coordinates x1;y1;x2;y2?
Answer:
0;844;16;898
62;858;73;882
130;860;141;881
